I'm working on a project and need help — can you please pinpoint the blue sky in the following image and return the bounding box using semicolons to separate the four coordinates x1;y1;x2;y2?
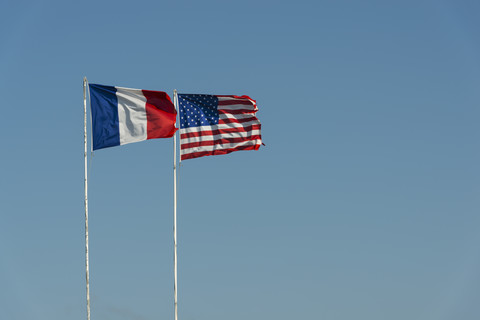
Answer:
1;0;479;319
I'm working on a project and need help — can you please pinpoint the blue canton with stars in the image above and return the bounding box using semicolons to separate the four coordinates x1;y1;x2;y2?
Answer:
178;94;219;129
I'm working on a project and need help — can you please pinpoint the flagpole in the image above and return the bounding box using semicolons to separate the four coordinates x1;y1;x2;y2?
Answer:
83;77;91;320
173;89;178;320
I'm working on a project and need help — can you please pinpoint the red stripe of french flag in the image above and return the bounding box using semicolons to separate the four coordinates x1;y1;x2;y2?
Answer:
142;90;177;140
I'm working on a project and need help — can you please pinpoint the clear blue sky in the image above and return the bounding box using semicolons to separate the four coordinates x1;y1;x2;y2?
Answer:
1;1;479;319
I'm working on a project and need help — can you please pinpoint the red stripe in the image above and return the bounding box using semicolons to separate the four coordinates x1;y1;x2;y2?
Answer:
216;95;256;101
180;124;261;139
181;144;261;160
143;90;177;139
218;99;253;106
181;135;262;149
218;109;257;115
218;116;258;125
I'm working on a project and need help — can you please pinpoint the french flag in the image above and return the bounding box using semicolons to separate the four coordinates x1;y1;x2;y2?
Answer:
89;84;177;150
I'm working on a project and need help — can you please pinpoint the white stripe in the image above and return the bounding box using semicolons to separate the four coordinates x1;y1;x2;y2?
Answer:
180;120;261;134
116;87;148;146
218;104;256;111
217;96;243;101
219;113;256;120
180;129;261;145
180;139;261;155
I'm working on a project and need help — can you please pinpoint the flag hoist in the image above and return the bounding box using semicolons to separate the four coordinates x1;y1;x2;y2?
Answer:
173;89;179;320
83;77;91;320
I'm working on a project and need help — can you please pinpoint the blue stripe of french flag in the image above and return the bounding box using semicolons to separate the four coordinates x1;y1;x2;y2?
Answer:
89;84;177;150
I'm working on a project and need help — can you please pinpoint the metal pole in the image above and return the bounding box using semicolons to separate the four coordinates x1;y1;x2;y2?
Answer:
173;89;178;320
84;77;91;320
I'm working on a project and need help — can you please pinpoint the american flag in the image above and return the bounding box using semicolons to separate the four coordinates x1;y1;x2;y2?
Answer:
178;94;262;160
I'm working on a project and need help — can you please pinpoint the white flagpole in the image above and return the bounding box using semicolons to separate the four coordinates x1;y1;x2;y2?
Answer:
83;77;91;320
173;89;178;320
